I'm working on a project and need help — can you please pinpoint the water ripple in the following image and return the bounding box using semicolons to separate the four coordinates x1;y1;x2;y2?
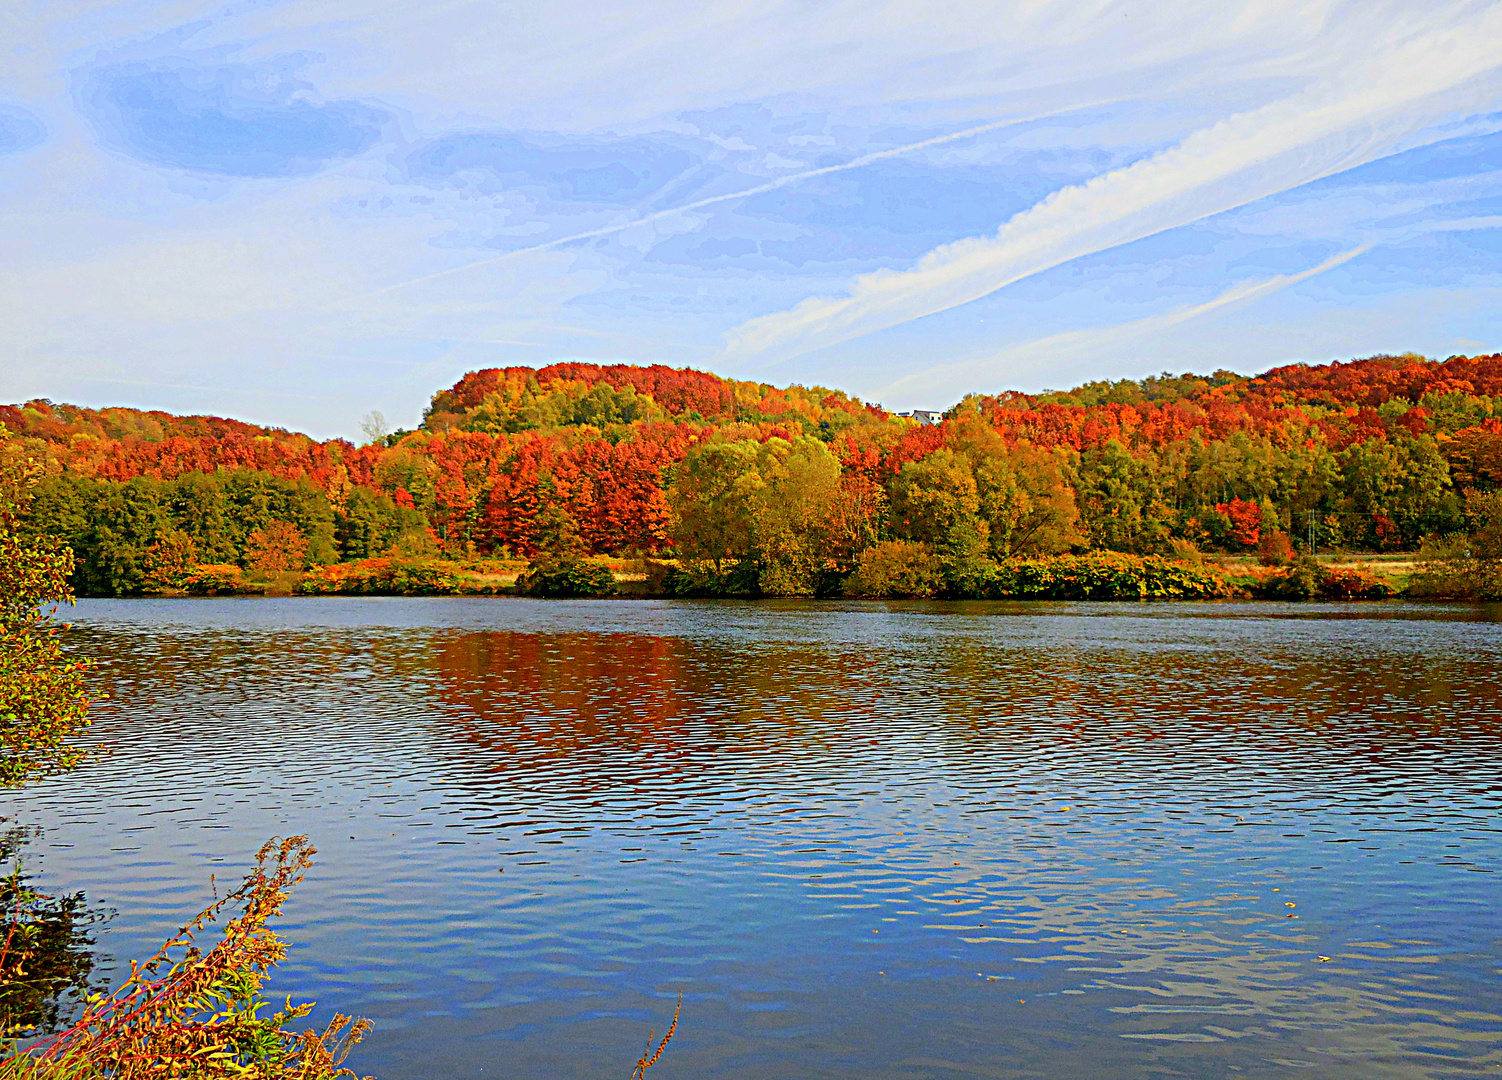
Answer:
4;598;1500;1079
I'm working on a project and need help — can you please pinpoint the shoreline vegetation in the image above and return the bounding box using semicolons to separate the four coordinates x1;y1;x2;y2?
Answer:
0;836;681;1080
126;549;1412;602
5;352;1502;604
5;430;376;1078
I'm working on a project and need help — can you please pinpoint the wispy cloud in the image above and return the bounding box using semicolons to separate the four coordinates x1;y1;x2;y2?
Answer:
357;103;1126;301
875;243;1373;402
7;0;1502;437
722;5;1502;368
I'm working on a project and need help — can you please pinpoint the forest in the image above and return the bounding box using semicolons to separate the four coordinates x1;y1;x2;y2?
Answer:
5;352;1502;599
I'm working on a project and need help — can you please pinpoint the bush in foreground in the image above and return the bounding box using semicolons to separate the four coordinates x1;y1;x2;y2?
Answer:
1408;549;1502;600
1408;490;1502;600
179;564;249;596
297;559;465;597
1;838;684;1080
662;560;759;598
842;548;1232;601
2;837;370;1080
1261;557;1397;600
0;436;95;787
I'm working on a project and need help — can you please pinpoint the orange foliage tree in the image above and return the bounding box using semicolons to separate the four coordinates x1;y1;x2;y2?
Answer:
246;521;308;574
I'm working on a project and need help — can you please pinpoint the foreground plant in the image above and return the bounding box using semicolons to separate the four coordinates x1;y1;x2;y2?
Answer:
0;434;94;787
630;992;681;1080
3;838;682;1079
3;837;370;1080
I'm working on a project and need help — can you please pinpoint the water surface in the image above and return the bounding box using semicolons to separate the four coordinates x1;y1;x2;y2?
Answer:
7;598;1502;1079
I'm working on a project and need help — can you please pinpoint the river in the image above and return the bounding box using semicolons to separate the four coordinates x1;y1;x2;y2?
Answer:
6;598;1501;1079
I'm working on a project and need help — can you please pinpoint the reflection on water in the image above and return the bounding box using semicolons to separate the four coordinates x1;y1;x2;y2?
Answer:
5;599;1501;1079
0;825;111;1041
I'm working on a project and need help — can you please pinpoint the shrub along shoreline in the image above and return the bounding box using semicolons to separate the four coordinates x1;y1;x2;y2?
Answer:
127;549;1424;601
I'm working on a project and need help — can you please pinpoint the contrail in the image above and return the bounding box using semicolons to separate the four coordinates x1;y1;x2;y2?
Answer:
720;2;1502;367
873;243;1374;402
359;102;1122;300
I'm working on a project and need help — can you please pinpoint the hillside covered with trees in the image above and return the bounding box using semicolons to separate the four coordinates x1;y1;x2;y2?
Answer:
6;353;1502;598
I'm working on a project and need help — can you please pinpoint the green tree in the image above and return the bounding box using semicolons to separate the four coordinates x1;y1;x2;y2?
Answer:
889;449;984;547
667;439;765;572
221;472;336;566
975;444;1081;556
335;486;427;560
749;437;843;596
20;474;98;583
75;476;171;596
1268;429;1342;526
888;448;1000;593
528;474;587;564
163;471;237;563
1075;440;1169;553
1338;433;1459;546
943;410;1080;557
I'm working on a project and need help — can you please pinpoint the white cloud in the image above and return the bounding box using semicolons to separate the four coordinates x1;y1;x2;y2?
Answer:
721;2;1502;367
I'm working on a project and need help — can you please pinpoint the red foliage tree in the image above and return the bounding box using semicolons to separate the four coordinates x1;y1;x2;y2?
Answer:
1214;498;1263;547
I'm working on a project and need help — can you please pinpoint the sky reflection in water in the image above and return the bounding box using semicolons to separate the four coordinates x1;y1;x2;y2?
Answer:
5;599;1501;1079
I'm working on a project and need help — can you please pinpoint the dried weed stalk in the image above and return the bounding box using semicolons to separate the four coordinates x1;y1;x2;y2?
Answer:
2;836;370;1080
630;992;681;1080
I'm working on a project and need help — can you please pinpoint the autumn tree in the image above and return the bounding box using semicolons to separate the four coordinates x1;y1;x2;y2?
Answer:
143;530;199;591
0;433;94;786
245;521;308;574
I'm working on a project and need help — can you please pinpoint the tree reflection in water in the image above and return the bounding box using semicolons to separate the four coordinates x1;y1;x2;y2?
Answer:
0;824;111;1045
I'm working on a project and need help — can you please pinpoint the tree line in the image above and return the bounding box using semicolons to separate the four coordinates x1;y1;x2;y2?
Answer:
5;352;1502;597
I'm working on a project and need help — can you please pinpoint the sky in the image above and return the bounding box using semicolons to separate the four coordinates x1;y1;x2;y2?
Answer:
3;0;1502;439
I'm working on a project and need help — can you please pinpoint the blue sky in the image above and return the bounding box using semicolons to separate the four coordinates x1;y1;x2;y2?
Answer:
3;0;1502;438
